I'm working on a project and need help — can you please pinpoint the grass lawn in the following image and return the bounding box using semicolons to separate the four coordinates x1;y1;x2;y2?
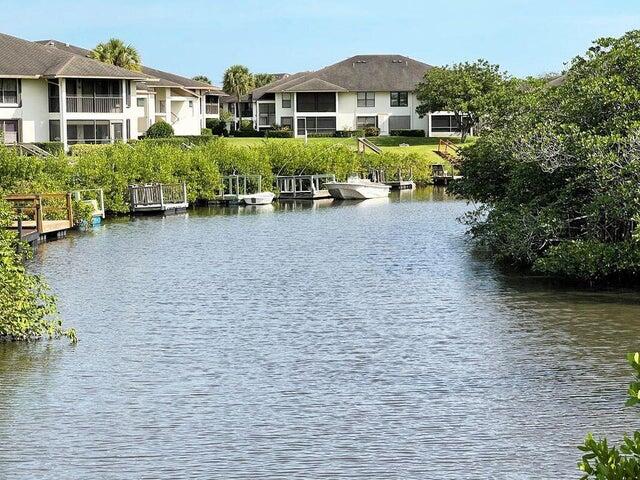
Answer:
223;136;467;163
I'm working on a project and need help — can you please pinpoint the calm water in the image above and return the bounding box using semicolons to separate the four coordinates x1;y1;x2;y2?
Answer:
1;188;639;479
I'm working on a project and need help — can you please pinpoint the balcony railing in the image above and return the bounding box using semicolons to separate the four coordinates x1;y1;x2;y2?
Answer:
205;104;219;115
66;96;123;113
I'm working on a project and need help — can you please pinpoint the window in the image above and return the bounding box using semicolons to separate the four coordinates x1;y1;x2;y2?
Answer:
282;92;292;109
0;120;19;143
49;120;60;142
389;115;411;130
390;91;408;107
126;81;131;107
258;103;276;126
48;81;60;112
356;116;377;128
281;116;293;130
67;120;111;144
0;79;19;104
431;114;461;133
296;117;336;134
126;119;131;140
137;97;145;107
296;92;335;112
357;92;375;108
239;102;253;117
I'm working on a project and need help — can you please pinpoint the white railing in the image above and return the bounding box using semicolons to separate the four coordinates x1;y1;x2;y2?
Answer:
66;96;123;113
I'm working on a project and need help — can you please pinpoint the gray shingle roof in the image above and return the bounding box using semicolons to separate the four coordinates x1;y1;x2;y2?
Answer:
37;39;224;92
0;33;149;79
267;55;432;93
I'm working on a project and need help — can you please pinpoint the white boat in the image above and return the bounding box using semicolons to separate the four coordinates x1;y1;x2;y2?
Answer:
241;192;275;205
325;175;391;200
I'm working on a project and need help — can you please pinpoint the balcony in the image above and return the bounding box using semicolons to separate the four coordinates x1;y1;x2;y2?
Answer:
66;96;123;114
205;104;219;115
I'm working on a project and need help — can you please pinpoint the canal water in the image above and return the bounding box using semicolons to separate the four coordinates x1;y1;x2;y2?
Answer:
1;188;639;479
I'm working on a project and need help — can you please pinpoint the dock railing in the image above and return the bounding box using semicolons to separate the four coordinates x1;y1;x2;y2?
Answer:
276;174;335;197
128;183;188;212
73;188;105;218
219;175;263;198
436;139;460;161
5;193;74;241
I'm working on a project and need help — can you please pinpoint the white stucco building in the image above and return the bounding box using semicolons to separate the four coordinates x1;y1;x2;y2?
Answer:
0;33;224;150
227;55;464;138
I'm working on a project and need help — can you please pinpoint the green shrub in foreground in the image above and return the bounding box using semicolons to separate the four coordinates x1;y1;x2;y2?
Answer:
0;201;75;342
146;121;174;138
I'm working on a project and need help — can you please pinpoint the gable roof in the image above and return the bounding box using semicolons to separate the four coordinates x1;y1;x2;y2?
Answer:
37;39;224;93
0;33;149;79
266;55;432;93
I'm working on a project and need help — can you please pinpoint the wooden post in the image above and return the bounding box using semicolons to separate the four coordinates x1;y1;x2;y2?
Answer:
182;182;187;205
35;196;43;233
159;184;165;209
66;192;74;227
99;189;105;218
17;207;23;246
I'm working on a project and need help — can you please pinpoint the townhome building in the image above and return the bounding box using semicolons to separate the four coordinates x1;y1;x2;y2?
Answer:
230;55;463;138
0;32;150;150
38;40;225;137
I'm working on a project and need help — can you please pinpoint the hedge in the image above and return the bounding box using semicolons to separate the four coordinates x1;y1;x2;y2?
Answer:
334;130;365;138
390;129;425;137
265;129;294;138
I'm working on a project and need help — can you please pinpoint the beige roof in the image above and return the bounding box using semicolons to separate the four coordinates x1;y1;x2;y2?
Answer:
0;33;150;79
266;55;433;93
37;39;224;93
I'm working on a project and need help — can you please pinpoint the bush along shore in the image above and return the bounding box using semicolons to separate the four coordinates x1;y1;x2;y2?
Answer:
451;30;640;285
1;137;445;214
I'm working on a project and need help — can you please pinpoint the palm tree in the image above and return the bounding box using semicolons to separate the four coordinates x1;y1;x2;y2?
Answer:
192;75;212;85
223;65;254;129
89;39;142;72
254;73;276;88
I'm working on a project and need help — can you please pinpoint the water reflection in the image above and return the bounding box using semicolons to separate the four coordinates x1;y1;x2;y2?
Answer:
1;187;639;479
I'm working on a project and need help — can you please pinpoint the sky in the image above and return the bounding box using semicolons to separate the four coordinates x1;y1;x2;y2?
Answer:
2;0;639;86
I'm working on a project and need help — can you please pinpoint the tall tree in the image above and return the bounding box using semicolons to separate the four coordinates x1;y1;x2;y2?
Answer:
193;75;212;85
223;65;254;129
254;73;276;88
415;59;506;141
89;38;142;72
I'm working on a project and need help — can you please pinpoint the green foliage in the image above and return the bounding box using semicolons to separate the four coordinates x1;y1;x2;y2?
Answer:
416;59;507;140
0;201;75;342
577;353;640;479
146;121;174;138
452;30;640;282
89;38;141;71
335;130;365;138
33;142;64;155
253;73;276;88
390;129;426;137
201;128;213;136
265;129;293;138
206;118;227;136
192;75;211;85
363;126;380;137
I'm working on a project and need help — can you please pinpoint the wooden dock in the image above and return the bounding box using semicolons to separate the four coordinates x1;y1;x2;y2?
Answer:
378;168;416;190
431;164;455;185
5;193;74;245
435;139;460;164
277;174;335;200
129;183;188;214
